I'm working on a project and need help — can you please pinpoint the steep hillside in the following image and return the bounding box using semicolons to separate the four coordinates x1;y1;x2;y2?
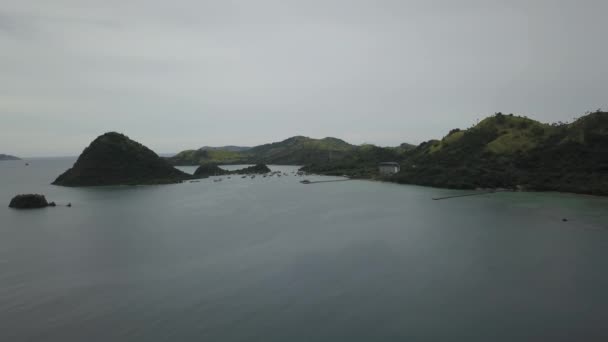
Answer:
301;144;404;177
393;112;608;195
513;112;608;194
299;111;608;195
53;132;191;186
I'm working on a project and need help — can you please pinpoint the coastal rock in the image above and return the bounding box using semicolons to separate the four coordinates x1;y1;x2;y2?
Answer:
52;132;192;187
193;163;272;178
9;194;49;209
235;164;271;174
193;164;230;178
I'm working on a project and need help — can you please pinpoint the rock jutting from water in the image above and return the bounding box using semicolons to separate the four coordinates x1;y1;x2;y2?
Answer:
193;163;272;178
9;194;51;209
52;132;192;187
193;164;231;178
235;164;272;174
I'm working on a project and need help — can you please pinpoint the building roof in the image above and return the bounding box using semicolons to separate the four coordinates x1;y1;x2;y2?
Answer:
378;162;400;166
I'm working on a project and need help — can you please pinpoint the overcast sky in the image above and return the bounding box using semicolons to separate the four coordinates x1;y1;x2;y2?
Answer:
1;0;607;156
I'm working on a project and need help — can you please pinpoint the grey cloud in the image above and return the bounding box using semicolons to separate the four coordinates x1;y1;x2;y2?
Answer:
1;0;607;156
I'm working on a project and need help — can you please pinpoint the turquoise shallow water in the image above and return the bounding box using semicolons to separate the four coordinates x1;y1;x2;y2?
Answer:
1;158;607;341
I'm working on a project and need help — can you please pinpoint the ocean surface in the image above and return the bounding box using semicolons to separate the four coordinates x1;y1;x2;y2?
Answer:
1;157;607;341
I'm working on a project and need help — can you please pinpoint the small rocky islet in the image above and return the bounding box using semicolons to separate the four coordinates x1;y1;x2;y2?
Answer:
192;164;231;178
9;194;54;209
194;163;272;178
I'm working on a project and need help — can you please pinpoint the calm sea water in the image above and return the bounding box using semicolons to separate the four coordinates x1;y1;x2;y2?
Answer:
1;158;607;341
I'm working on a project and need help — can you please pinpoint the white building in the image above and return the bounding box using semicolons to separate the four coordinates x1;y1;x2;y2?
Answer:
378;162;400;175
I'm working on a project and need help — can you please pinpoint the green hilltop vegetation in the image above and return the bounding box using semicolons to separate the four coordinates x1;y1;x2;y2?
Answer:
199;145;251;152
167;135;419;174
168;148;245;166
167;135;402;166
301;143;408;178
244;136;354;164
304;111;608;196
392;142;417;153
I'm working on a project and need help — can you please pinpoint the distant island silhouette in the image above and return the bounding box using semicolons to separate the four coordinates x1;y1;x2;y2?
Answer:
0;154;21;161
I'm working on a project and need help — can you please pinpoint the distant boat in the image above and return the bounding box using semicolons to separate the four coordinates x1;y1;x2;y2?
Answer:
300;180;311;184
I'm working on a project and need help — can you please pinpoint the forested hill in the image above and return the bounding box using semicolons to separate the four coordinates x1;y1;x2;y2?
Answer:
166;148;245;166
166;111;608;195
301;111;608;195
166;136;403;166
53;132;191;186
389;111;608;195
243;136;354;164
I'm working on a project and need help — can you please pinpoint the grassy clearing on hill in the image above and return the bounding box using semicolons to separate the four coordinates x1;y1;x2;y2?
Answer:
303;111;608;196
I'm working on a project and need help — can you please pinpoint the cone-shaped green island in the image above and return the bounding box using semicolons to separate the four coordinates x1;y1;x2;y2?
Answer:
53;132;191;186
